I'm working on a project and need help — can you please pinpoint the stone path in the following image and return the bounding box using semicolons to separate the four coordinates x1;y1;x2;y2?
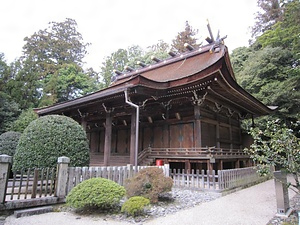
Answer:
4;179;298;225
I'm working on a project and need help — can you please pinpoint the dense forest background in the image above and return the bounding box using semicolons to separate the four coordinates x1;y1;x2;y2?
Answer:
0;0;299;135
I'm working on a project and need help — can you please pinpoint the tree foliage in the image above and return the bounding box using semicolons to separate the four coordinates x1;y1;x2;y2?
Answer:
232;0;300;129
0;131;21;157
22;18;89;69
0;53;11;94
0;92;20;134
244;120;300;193
9;108;38;133
171;21;200;53
13;115;90;170
6;18;98;109
100;41;170;88
257;0;300;63
251;0;284;38
40;63;98;105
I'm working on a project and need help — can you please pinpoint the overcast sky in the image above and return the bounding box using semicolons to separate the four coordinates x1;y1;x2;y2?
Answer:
0;0;258;70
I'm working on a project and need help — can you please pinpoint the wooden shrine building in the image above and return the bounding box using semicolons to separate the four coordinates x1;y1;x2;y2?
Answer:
35;41;272;171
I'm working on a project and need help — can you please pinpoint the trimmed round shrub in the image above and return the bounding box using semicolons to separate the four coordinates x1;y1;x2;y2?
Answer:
13;115;89;170
125;167;173;203
121;196;150;217
0;131;21;157
66;178;126;209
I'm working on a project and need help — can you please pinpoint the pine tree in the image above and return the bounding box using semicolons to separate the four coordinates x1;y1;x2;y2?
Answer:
171;21;200;53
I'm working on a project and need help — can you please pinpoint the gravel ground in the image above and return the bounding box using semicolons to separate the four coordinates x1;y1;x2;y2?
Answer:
4;179;299;225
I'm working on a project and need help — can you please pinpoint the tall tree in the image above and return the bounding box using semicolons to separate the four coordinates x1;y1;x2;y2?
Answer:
0;53;20;134
144;40;170;64
171;21;200;53
251;0;284;38
11;18;98;107
0;53;11;94
99;42;170;88
22;18;89;71
0;92;20;134
257;0;300;63
40;63;98;105
100;48;130;88
232;0;300;131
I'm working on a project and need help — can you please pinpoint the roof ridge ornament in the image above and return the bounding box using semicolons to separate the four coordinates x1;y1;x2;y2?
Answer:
206;19;227;53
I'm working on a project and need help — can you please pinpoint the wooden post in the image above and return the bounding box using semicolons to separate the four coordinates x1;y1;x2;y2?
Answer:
216;115;221;149
31;169;39;198
163;124;169;148
0;155;12;203
235;159;240;168
130;111;137;165
104;113;112;166
194;105;202;148
218;159;223;170
56;156;70;199
81;119;87;132
185;160;191;172
229;118;233;150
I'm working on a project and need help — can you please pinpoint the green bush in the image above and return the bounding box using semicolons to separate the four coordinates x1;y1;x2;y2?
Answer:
0;131;21;157
13;115;89;170
125;167;173;203
66;178;126;209
121;196;150;217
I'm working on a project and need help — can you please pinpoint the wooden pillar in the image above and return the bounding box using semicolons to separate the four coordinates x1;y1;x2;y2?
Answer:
163;110;169;148
81;119;87;132
229;118;233;150
235;159;240;168
104;113;112;166
130;110;137;165
194;105;202;148
216;116;220;149
185;160;191;172
163;124;169;148
218;159;223;170
207;159;213;171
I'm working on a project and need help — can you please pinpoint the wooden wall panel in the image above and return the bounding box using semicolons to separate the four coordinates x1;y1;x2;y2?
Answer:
90;131;99;152
99;130;105;153
220;126;230;140
232;128;241;142
143;127;153;149
170;123;194;148
117;129;129;154
111;129;117;153
201;122;216;147
88;130;105;153
220;142;231;149
153;126;163;148
170;124;182;148
183;123;194;148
